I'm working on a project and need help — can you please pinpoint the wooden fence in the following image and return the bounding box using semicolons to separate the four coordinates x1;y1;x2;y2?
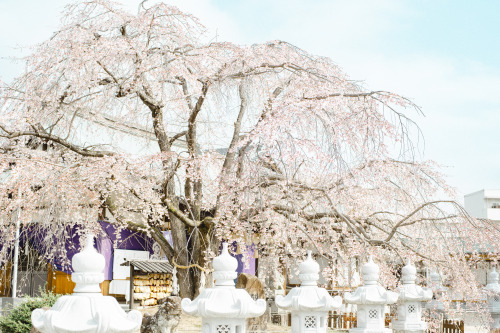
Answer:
278;310;463;333
328;312;357;329
442;319;464;333
326;312;463;333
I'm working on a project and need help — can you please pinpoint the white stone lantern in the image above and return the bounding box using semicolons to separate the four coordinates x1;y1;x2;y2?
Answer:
484;268;500;330
275;251;342;333
425;270;446;315
392;260;432;333
181;243;266;333
31;234;142;333
344;256;399;333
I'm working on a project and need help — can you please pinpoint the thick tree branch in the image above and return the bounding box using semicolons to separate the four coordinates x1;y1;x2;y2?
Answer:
164;199;200;228
0;125;115;157
169;131;186;145
184;80;209;220
221;83;247;175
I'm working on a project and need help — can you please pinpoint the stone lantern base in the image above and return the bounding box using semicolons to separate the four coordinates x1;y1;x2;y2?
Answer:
349;328;392;333
392;320;427;333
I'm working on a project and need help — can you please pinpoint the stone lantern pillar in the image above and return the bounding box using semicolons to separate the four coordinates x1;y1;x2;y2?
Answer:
275;251;342;333
31;234;142;333
181;243;266;333
344;256;399;333
484;268;500;331
392;260;432;333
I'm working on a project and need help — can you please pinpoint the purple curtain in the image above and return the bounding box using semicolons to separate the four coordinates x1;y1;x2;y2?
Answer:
228;242;256;276
8;222;156;279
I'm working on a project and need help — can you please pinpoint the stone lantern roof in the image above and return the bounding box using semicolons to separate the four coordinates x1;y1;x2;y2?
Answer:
181;243;266;318
31;234;142;333
276;251;342;311
344;256;399;305
398;260;432;302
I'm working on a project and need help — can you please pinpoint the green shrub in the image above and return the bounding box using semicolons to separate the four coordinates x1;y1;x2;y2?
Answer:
0;291;60;333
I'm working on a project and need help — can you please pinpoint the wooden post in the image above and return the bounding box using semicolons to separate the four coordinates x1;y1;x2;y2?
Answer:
129;263;134;310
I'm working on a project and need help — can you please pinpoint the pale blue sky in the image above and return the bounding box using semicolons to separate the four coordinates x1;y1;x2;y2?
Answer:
1;0;499;199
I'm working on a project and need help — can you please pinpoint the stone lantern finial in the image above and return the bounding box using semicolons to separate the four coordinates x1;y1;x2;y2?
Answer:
298;250;320;286
401;259;417;285
212;242;238;286
361;255;379;285
429;270;440;284
489;268;499;284
31;234;142;333
71;234;106;293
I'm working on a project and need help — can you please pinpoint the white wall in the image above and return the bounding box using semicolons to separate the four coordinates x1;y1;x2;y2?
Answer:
464;190;487;219
465;189;500;221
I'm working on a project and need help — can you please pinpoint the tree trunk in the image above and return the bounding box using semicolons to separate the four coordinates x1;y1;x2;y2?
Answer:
169;211;195;299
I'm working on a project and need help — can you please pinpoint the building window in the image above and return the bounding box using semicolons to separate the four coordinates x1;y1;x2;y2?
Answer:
492;203;500;208
369;310;378;319
408;304;416;313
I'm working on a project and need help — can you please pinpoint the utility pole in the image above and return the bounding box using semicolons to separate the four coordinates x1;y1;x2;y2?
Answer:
12;189;21;298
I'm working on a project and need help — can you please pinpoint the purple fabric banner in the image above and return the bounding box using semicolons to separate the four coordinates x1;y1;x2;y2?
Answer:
9;221;156;279
235;244;256;275
228;242;256;276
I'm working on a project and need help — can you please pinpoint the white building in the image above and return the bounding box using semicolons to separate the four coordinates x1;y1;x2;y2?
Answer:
464;189;500;285
464;189;500;221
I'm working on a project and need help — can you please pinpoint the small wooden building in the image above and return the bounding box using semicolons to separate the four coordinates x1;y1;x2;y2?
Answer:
121;259;174;309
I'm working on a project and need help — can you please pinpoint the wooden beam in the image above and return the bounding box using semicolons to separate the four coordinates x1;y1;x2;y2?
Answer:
129;264;135;310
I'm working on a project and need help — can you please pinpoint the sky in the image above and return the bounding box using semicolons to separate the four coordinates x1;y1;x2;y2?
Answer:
1;0;499;201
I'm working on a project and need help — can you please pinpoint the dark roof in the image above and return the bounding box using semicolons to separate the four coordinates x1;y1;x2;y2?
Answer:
121;259;174;273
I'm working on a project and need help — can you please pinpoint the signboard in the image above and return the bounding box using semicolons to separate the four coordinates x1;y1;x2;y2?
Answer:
112;249;149;280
